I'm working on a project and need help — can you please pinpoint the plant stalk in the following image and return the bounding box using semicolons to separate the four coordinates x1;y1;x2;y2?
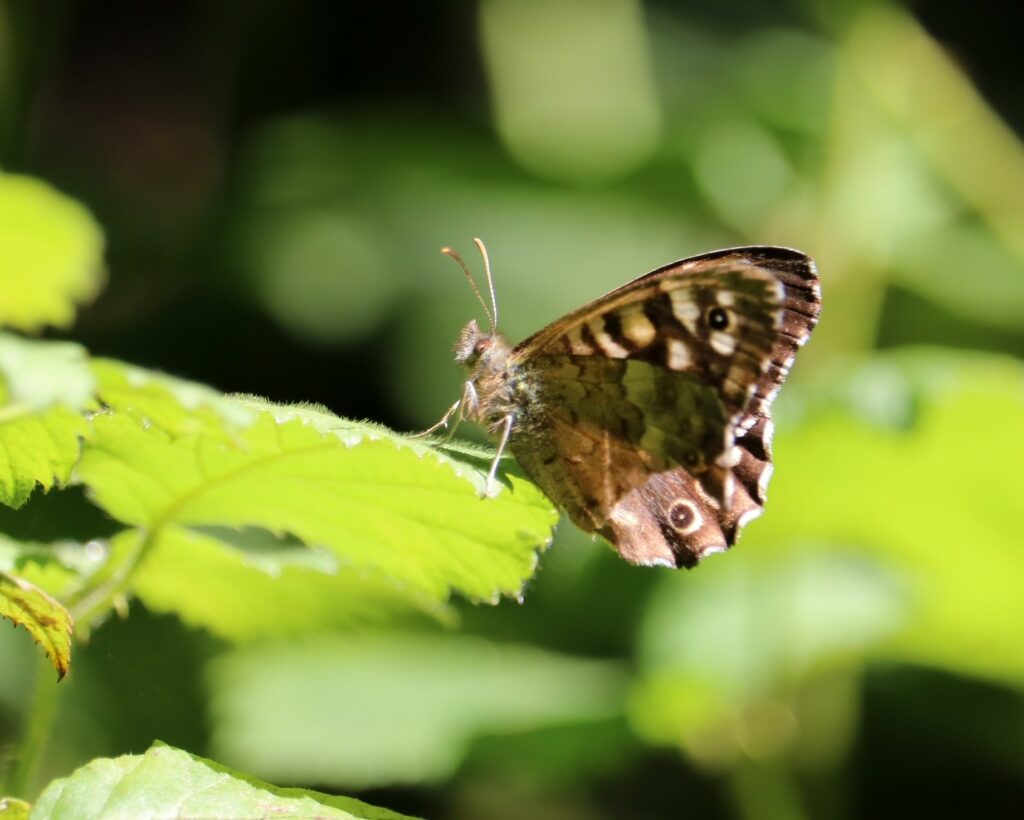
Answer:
5;653;62;799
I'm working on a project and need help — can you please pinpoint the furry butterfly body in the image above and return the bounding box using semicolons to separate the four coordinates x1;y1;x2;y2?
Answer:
451;245;821;569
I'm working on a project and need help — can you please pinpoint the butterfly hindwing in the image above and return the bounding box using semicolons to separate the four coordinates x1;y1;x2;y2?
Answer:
508;354;730;538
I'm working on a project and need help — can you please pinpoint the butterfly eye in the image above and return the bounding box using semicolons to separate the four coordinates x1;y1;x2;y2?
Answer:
707;306;730;331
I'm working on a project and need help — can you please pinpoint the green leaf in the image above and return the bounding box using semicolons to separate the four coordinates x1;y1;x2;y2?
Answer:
0;572;72;680
0;406;90;510
208;635;625;786
30;743;417;820
91;358;254;439
73;402;556;634
0;335;95;410
0;334;94;508
0;174;104;331
126;526;449;641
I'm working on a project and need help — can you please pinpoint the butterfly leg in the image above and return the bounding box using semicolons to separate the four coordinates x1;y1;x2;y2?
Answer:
484;413;514;497
410;398;462;439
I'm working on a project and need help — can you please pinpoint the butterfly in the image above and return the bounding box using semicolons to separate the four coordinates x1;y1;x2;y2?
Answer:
429;240;821;568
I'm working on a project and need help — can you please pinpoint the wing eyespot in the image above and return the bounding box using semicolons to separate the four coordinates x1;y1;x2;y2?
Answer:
707;306;730;330
667;499;702;535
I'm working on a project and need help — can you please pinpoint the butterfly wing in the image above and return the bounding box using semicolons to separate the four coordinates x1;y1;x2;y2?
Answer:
507;246;820;567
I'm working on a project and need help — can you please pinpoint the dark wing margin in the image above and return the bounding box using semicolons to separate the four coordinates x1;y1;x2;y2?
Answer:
709;248;820;556
719;248;822;426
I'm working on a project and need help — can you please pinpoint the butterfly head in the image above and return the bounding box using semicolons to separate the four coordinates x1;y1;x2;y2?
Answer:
453;318;510;370
453;319;486;364
444;240;512;371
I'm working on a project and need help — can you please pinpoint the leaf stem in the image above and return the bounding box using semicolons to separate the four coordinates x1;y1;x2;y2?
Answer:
6;653;61;799
67;529;151;633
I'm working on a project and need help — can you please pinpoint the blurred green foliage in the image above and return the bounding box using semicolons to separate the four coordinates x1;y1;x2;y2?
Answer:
0;1;1022;818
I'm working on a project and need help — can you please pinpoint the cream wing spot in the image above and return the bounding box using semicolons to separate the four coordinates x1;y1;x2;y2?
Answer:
667;339;692;370
710;331;737;356
609;506;638;527
758;461;774;498
620;305;657;348
588;316;630;358
716;445;742;469
666;289;700;333
721;473;735;511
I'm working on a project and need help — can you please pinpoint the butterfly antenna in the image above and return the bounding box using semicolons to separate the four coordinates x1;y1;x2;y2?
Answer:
441;244;494;331
473;237;499;332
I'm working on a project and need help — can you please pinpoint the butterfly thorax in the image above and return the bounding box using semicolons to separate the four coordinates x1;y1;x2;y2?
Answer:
454;319;522;431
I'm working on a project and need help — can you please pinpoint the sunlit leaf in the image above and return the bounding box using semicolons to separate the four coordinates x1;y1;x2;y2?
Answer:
91;357;253;439
30;743;417;820
0;406;89;510
126;526;448;641
74;403;556;630
0;174;104;331
0;571;72;680
208;635;625;786
0;334;94;410
0;334;94;508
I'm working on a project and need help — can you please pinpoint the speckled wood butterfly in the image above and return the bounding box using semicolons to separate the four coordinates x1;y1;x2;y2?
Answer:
431;241;821;568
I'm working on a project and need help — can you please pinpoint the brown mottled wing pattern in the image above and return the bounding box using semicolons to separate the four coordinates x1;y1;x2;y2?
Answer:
506;247;820;568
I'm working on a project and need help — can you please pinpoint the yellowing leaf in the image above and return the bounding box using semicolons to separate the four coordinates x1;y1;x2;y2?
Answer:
0;571;73;679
